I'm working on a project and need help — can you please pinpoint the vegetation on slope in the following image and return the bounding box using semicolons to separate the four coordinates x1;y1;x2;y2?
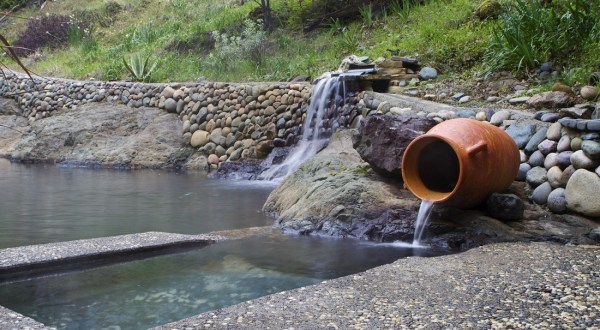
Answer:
1;0;599;85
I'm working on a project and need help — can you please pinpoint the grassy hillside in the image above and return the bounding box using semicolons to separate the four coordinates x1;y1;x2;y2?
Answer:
1;0;599;84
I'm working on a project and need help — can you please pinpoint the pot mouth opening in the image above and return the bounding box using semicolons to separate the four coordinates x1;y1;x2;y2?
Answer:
417;139;460;194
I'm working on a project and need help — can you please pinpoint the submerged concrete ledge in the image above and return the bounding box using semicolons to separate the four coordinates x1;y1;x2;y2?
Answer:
0;231;229;283
0;227;275;329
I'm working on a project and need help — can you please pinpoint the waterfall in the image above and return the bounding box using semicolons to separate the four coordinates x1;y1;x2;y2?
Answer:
258;75;348;181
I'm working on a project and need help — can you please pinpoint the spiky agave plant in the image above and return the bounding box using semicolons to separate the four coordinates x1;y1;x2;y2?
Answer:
122;53;157;82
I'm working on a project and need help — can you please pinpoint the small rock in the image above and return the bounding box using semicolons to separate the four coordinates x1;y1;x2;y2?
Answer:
452;93;465;100
524;127;548;154
519;150;527;163
458;95;471;103
551;82;574;94
560;165;576;187
526;166;548;187
505;124;536;149
556;135;571;152
565;169;600;216
582;132;600;140
508;96;530;104
516;163;531;181
475;111;487;121
418;67;438;80
528;150;545;167
580;85;599;101
560;106;594;119
544;152;558;169
489;110;510;126
546;122;562;141
571;150;598;170
208;154;220;165
547;166;563;188
537;139;557;155
163;98;177;113
485;193;525;221
526;91;575;109
571;137;583;151
582;140;600;160
531;181;552;205
540;112;560;122
547;188;567;213
486;96;501;103
587;120;600;131
455;110;476;118
190;130;210;147
556;151;573;169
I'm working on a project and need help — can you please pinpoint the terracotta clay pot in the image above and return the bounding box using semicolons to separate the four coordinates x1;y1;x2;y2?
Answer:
401;118;519;208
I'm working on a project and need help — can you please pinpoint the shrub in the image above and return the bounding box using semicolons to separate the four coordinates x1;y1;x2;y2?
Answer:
211;19;268;67
13;14;89;57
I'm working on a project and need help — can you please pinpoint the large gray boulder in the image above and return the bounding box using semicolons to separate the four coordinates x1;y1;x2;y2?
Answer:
9;103;192;168
566;169;600;217
352;113;436;179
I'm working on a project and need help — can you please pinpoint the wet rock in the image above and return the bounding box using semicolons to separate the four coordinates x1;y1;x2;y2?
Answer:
352;113;436;179
565;169;600;217
526;91;575;109
485;193;524;221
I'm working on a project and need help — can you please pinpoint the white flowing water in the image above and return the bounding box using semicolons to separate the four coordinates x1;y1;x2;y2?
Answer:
258;76;346;181
412;200;434;246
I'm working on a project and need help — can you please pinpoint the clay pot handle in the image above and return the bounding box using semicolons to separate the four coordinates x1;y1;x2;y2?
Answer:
466;141;487;156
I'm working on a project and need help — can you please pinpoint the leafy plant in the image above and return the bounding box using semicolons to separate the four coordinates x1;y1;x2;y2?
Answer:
484;0;600;74
359;4;373;27
13;14;89;57
122;53;157;82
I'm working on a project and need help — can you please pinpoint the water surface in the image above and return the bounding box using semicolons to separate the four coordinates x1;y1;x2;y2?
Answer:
0;159;274;249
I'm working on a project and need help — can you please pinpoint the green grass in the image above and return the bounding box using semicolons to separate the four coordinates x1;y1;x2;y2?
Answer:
2;0;599;85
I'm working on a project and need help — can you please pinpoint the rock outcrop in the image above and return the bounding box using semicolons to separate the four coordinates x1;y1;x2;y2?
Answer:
7;103;192;169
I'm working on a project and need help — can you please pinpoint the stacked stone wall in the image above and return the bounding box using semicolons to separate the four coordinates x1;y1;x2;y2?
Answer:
0;73;362;168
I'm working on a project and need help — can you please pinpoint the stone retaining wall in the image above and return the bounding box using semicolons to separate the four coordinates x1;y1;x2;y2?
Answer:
0;73;361;168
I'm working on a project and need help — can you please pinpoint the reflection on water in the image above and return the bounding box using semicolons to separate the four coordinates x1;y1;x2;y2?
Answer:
0;159;275;249
0;235;445;330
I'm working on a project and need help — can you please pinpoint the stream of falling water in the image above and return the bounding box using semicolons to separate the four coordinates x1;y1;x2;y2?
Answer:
258;76;344;181
412;200;434;246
